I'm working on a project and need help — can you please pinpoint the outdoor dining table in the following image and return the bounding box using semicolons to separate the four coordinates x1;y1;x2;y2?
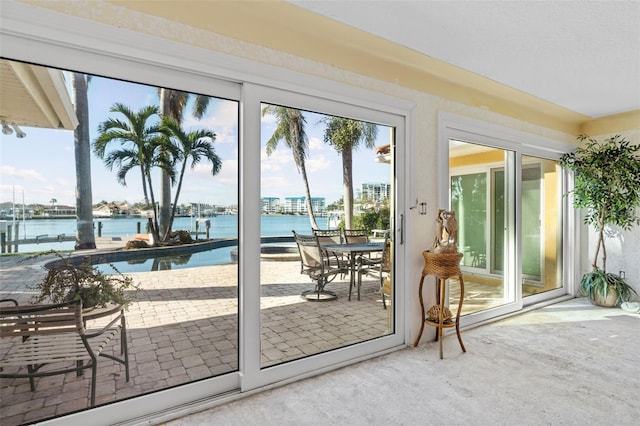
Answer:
321;242;385;299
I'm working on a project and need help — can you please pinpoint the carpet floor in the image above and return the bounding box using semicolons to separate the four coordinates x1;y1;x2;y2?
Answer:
164;297;639;426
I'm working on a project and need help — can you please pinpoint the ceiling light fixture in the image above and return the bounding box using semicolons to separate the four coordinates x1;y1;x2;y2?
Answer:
1;121;13;135
11;124;26;139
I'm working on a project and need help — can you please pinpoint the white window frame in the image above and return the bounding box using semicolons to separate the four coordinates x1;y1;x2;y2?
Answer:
1;2;414;424
438;111;578;326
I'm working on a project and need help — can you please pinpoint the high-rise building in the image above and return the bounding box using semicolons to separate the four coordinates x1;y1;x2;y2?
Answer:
282;197;326;214
360;182;390;202
261;197;280;214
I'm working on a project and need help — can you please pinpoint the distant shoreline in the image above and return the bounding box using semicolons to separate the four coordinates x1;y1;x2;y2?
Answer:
0;212;329;221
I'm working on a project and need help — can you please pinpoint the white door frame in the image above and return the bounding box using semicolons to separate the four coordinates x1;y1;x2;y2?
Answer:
438;111;577;326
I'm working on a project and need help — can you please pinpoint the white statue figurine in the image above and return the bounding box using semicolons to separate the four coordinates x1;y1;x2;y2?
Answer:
433;209;458;254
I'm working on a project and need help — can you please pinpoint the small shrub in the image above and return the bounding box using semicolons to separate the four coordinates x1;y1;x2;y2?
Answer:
125;239;149;249
168;230;194;244
28;251;139;308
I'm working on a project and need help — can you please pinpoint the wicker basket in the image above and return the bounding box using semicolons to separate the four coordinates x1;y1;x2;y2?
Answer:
422;251;463;279
427;304;452;322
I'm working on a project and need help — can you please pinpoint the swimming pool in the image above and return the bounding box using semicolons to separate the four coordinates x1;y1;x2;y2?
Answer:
97;246;238;273
76;237;296;274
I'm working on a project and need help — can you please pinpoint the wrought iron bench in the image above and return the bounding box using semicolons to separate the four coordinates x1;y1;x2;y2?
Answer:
0;300;129;406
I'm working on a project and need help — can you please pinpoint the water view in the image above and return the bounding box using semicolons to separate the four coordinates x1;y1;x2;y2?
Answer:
1;215;330;271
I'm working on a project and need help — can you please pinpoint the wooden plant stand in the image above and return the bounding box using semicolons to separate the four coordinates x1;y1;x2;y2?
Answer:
413;251;466;359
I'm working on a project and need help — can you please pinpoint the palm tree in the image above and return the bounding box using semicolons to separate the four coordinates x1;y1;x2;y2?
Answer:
94;104;159;205
160;116;221;239
93;103;170;244
321;117;378;229
158;88;214;240
70;72;96;250
262;105;318;229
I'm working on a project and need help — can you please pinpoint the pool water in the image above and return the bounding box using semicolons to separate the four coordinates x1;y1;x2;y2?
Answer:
95;242;298;274
96;246;237;274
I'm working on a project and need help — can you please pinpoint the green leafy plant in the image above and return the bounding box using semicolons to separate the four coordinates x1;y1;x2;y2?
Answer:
579;269;637;306
29;251;138;308
560;134;640;305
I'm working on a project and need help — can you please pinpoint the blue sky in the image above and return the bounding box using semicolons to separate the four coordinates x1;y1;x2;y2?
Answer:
0;71;391;208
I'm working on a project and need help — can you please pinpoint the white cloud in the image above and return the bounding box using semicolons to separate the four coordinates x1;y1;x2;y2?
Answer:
182;99;238;146
261;175;294;195
309;136;324;150
261;148;293;172
188;159;238;185
214;159;238;185
306;154;332;173
0;165;46;182
55;177;72;187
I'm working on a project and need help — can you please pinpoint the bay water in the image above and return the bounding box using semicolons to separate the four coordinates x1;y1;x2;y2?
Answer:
2;215;330;272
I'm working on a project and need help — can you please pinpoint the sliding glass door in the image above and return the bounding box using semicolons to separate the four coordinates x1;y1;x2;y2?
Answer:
441;118;569;325
521;156;563;298
449;142;516;316
258;103;395;368
0;55;407;426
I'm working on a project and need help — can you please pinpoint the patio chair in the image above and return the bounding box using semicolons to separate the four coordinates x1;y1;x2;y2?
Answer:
357;234;391;308
343;229;368;244
312;228;342;245
293;231;349;301
344;229;371;266
312;228;348;269
0;300;129;407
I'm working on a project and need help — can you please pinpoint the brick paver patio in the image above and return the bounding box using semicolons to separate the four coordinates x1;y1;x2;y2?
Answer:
0;253;389;425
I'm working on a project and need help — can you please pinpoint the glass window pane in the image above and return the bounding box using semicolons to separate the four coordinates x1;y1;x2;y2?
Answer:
260;103;394;368
0;59;239;423
449;140;514;315
451;172;487;269
522;156;563;296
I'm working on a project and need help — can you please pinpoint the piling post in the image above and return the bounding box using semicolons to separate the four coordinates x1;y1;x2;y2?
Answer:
13;224;19;253
6;224;11;253
0;220;6;254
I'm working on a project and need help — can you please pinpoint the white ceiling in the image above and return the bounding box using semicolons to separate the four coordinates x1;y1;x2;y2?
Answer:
289;0;640;118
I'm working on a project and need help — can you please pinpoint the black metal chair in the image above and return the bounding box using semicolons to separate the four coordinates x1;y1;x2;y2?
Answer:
312;228;348;270
293;231;349;301
357;234;391;308
343;229;368;244
312;228;342;245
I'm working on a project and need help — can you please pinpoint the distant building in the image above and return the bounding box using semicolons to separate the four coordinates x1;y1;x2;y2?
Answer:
310;197;326;214
44;205;76;216
92;205;113;218
282;197;325;214
360;182;390;202
283;197;305;214
190;202;218;217
261;197;280;214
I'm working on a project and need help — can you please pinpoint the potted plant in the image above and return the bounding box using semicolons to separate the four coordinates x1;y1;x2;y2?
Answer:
29;251;138;308
560;134;640;307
